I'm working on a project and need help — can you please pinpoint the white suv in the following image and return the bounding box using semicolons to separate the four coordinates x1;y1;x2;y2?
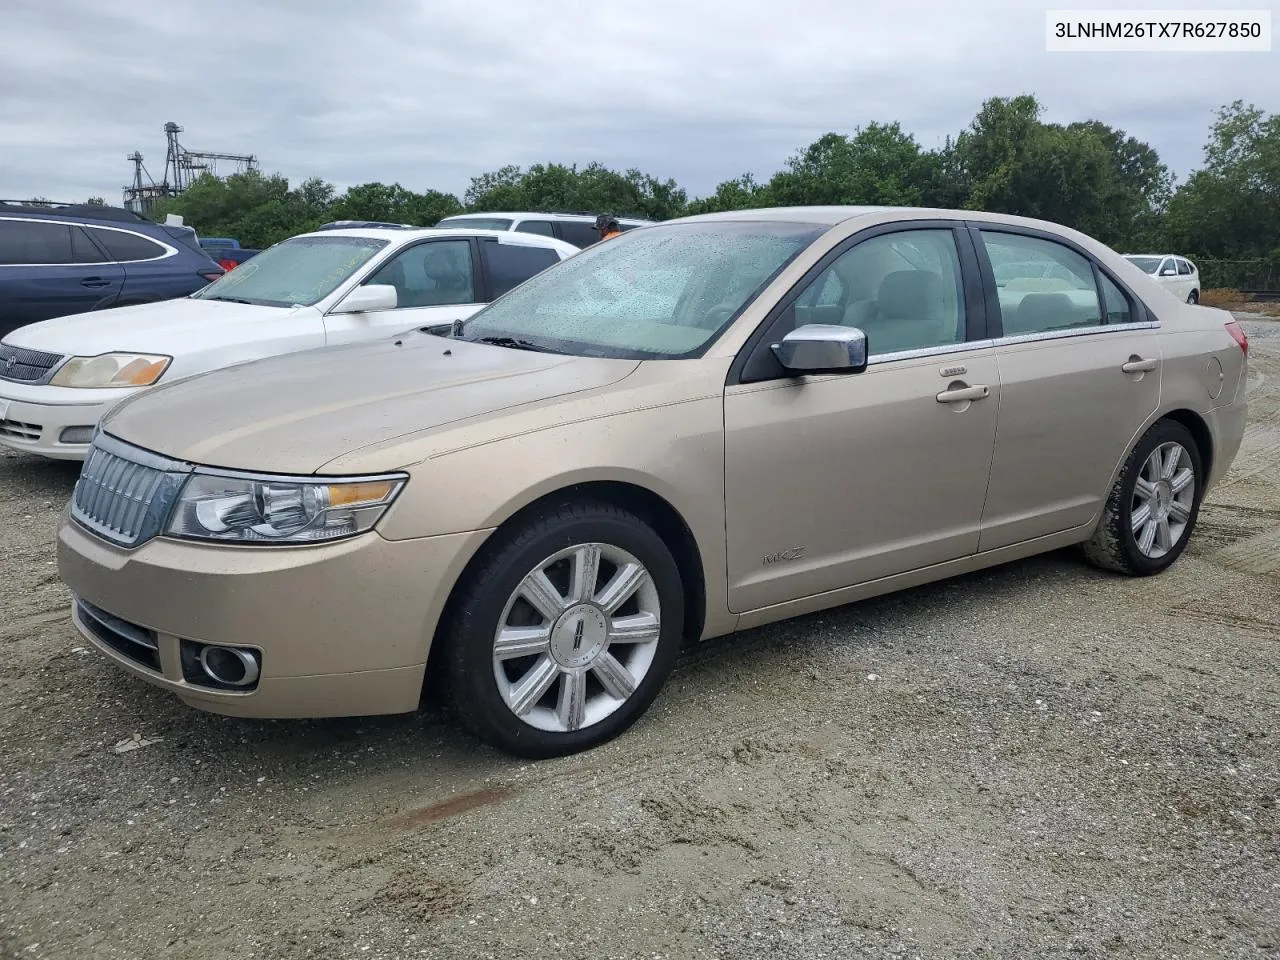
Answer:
1123;254;1201;303
0;227;576;460
435;212;654;248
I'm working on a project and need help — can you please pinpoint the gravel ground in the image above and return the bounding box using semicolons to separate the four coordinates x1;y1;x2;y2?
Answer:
2;319;1277;960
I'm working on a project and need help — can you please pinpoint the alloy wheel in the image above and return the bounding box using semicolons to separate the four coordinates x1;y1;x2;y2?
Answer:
492;543;661;733
1131;441;1196;559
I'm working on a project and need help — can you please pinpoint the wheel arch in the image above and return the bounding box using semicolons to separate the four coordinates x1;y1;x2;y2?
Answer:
1160;408;1214;480
426;478;708;682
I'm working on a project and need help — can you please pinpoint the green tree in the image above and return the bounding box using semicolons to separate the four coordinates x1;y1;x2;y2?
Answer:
85;197;106;206
463;162;686;220
767;124;939;207
1165;101;1280;259
685;173;773;214
955;95;1169;248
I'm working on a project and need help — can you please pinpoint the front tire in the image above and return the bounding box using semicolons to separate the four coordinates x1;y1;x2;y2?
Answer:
440;501;684;758
1082;419;1203;576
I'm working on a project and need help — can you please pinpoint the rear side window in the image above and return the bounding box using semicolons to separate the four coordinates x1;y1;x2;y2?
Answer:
0;219;75;264
437;217;513;232
515;220;556;237
482;241;561;299
1099;273;1133;324
90;228;168;262
72;227;107;263
556;221;600;248
981;232;1103;335
1177;258;1193;276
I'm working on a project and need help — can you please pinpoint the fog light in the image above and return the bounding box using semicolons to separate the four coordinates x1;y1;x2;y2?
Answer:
180;639;261;690
59;426;95;444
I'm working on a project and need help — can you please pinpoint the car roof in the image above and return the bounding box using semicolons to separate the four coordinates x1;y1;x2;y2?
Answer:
1125;253;1190;259
439;211;654;224
0;201;152;225
295;225;578;254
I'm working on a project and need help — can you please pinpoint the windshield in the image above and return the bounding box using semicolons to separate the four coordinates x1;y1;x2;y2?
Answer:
458;221;823;359
437;217;513;231
191;235;388;307
1125;256;1163;274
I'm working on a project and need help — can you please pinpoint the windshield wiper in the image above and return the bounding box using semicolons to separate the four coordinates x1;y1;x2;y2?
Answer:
203;295;256;305
471;335;554;353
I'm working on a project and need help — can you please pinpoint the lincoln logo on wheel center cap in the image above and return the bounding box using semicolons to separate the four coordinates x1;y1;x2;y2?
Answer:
551;604;608;669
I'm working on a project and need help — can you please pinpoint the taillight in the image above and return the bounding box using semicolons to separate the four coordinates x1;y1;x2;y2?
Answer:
1225;320;1248;358
198;270;223;283
219;258;237;271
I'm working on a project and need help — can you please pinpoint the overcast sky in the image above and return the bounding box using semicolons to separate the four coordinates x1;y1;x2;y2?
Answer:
2;0;1273;206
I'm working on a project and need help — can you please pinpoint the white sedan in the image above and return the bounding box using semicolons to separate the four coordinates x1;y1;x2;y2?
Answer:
0;227;576;460
1124;254;1201;303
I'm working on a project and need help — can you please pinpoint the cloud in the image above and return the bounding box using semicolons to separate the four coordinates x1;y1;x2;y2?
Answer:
0;0;1266;204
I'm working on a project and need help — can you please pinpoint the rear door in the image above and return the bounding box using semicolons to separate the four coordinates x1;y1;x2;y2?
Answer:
972;225;1161;550
324;237;482;343
1175;258;1195;300
86;225;198;303
0;218;125;334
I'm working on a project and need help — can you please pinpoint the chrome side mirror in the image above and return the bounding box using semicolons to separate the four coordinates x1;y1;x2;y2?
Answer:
771;324;868;375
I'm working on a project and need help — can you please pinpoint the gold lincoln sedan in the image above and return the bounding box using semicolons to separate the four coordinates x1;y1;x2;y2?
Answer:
56;206;1249;757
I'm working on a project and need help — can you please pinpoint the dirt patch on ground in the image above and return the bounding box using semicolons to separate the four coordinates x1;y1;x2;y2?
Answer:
1;323;1278;959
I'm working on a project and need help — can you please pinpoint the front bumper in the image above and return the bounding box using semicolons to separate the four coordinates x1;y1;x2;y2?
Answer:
57;515;492;718
0;383;134;460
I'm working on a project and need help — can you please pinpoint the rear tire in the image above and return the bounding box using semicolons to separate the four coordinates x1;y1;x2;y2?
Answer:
1082;419;1203;576
440;501;684;758
1187;289;1199;304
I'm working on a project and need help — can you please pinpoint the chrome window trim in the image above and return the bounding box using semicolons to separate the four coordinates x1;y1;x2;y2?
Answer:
0;216;178;266
867;339;995;365
992;320;1160;348
861;320;1161;365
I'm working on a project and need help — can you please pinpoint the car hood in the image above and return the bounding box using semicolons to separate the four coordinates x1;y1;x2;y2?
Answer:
3;298;306;355
103;331;641;474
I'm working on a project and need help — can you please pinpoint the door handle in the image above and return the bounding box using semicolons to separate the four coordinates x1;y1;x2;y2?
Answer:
80;277;111;288
1121;358;1158;373
936;384;990;404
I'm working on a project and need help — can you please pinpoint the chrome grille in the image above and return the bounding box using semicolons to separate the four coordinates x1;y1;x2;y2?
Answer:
0;343;64;383
71;434;189;547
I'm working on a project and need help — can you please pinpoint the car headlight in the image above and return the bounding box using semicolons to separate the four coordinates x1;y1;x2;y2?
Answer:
50;353;172;388
166;472;406;544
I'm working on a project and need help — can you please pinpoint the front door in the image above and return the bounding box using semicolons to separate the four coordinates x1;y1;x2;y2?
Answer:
723;225;999;613
972;227;1162;550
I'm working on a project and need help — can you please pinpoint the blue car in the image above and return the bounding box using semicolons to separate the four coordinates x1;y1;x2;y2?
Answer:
0;202;224;340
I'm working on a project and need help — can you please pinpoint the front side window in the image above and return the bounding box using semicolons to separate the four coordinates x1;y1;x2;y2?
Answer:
90;228;167;262
982;232;1102;336
791;229;966;356
0;219;74;264
481;241;560;299
364;239;475;307
460;221;823;359
191;235;387;307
